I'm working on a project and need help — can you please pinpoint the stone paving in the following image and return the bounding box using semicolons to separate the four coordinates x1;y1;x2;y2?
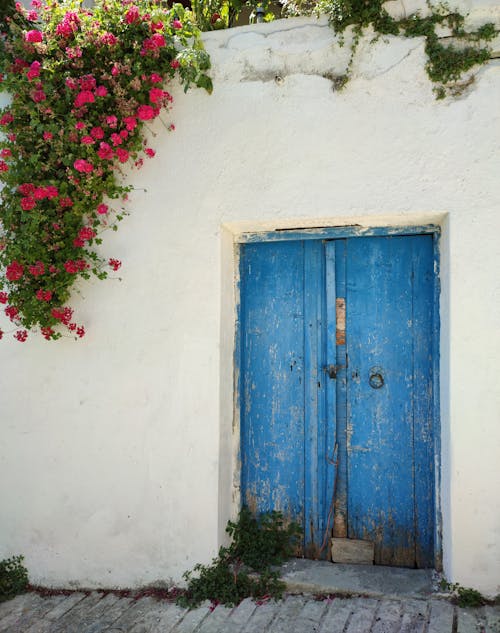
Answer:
1;591;499;633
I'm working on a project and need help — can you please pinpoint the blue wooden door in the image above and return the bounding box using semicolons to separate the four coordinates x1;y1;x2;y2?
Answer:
239;234;435;567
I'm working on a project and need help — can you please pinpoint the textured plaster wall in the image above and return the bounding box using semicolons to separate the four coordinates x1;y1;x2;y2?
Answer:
1;3;499;595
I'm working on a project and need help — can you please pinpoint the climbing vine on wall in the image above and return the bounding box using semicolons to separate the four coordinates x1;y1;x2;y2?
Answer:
313;0;498;96
0;0;212;342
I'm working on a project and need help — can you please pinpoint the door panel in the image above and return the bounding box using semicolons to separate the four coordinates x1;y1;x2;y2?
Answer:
239;241;306;521
239;234;436;567
345;236;433;566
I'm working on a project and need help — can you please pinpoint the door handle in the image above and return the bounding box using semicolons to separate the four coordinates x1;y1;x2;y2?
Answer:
324;364;346;380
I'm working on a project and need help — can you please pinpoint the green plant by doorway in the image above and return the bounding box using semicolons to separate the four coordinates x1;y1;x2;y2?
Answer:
177;507;301;608
0;556;29;603
439;579;489;608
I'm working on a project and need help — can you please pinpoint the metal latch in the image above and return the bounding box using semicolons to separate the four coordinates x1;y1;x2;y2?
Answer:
324;364;346;380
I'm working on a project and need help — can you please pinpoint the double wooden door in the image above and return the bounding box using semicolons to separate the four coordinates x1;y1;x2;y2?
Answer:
239;234;436;567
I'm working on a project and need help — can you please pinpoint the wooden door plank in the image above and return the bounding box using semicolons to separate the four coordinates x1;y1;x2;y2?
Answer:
411;235;435;568
329;239;349;540
304;240;328;556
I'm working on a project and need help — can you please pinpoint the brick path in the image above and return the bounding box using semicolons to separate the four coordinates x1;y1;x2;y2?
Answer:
1;592;499;633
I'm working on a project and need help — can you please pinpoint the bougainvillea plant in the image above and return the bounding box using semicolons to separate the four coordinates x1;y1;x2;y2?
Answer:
0;0;212;342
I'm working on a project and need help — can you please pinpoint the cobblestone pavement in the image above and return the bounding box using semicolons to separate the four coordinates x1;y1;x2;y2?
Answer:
1;592;499;633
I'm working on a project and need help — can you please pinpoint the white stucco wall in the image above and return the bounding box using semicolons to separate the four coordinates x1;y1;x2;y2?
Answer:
1;2;499;595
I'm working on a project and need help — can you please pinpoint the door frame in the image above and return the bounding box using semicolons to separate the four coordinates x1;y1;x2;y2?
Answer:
234;223;442;569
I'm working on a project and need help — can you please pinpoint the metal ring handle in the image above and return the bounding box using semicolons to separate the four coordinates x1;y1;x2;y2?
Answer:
369;372;384;389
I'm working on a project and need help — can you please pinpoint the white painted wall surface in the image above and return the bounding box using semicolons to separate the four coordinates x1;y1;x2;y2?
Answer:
1;3;499;595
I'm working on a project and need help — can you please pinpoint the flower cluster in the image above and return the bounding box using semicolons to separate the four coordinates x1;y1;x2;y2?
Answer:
0;0;212;342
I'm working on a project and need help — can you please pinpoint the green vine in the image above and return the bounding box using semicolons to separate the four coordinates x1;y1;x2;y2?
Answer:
314;0;498;97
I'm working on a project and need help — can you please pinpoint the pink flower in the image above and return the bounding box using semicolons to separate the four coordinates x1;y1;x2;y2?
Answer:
27;10;38;20
64;260;79;273
0;160;8;172
78;227;96;242
111;64;120;76
59;197;73;208
97;203;108;214
36;289;52;301
141;38;158;53
74;90;95;107
145;148;155;157
14;330;28;342
76;325;85;338
149;87;165;103
19;183;35;195
27;60;41;80
115;148;129;163
43;131;53;141
29;261;45;276
90;126;104;139
100;32;118;46
150;73;162;83
21;197;36;210
32;89;46;103
0;148;12;158
25;30;43;43
151;21;164;31
106;115;117;127
168;123;175;132
74;158;94;173
6;261;24;281
0;112;14;126
45;185;58;199
96;85;108;97
170;59;180;70
119;129;128;139
81;135;94;145
5;305;19;321
34;187;47;200
137;105;155;120
151;33;166;47
172;19;182;29
75;121;85;130
66;46;82;59
0;292;9;304
56;22;74;37
41;326;55;340
123;116;137;131
31;0;42;7
55;12;80;37
110;133;123;146
65;77;78;90
51;306;73;325
109;258;122;271
97;142;114;160
80;75;96;90
125;5;140;23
